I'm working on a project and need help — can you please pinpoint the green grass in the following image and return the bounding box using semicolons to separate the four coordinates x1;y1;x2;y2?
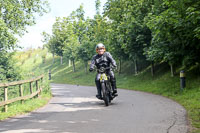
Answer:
0;77;52;120
0;49;52;121
13;48;200;133
0;91;51;120
14;48;50;78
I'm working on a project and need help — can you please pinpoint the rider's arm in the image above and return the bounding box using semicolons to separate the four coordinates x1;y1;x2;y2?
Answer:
106;52;117;68
90;55;96;69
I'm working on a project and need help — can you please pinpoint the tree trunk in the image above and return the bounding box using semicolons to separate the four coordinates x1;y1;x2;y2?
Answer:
72;59;75;72
170;63;174;77
69;59;71;67
52;53;55;64
118;57;122;75
60;56;63;65
134;59;138;75
85;61;88;74
151;61;155;77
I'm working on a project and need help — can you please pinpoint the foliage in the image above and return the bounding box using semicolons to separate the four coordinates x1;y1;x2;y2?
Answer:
144;0;200;67
0;52;21;81
0;0;49;81
43;0;200;74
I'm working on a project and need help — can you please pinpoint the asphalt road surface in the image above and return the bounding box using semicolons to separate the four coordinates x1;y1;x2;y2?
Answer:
0;83;189;133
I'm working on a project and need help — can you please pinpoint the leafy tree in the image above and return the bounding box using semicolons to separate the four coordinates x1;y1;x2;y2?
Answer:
0;0;49;81
70;5;95;72
145;0;200;76
44;0;200;78
104;0;152;74
95;0;101;15
77;27;94;73
50;17;68;65
42;32;57;63
63;21;80;72
0;52;21;81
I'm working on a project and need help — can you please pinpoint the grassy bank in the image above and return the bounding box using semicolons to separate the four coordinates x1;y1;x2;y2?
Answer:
14;48;200;133
0;74;52;120
0;49;52;121
0;90;51;120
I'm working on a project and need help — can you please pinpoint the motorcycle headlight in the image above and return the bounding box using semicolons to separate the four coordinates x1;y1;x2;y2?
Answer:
99;67;105;73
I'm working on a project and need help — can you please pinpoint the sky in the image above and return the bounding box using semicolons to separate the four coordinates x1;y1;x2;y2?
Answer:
18;0;107;49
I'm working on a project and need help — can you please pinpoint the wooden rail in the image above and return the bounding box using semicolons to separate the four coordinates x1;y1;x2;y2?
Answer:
0;75;44;112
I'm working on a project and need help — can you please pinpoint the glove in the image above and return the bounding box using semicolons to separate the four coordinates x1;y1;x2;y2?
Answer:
89;68;94;72
112;65;117;70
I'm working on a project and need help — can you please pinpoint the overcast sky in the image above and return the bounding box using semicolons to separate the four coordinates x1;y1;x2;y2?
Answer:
18;0;107;49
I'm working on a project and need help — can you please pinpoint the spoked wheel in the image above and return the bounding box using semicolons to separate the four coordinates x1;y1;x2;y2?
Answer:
106;84;113;103
101;83;109;106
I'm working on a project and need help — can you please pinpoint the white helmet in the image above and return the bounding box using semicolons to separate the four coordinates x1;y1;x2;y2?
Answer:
96;43;106;53
96;43;105;49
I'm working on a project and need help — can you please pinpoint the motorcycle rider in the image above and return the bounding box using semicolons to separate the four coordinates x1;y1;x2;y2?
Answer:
89;43;118;99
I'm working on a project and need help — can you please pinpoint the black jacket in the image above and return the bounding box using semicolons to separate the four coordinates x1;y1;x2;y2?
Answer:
90;52;117;69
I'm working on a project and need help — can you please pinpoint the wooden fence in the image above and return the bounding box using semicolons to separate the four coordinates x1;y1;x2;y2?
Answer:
0;75;44;112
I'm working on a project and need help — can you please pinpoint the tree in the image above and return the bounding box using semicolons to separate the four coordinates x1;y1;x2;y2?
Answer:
63;21;80;72
42;32;57;64
77;30;94;73
0;0;49;80
144;0;200;76
50;17;67;65
104;0;152;74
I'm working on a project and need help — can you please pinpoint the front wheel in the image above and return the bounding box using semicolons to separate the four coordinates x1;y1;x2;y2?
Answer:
101;82;109;106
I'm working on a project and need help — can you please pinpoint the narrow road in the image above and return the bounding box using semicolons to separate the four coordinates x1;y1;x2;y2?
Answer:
0;84;189;133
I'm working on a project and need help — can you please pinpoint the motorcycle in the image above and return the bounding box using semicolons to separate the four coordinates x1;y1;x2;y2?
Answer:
97;66;116;106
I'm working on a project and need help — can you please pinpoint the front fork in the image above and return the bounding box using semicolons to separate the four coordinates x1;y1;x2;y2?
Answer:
101;80;112;97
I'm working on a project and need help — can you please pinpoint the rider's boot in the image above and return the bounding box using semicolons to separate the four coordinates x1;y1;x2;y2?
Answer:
95;80;102;99
111;79;118;97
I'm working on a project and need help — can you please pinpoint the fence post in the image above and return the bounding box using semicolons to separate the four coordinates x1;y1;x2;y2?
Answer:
180;70;186;91
41;77;43;91
30;82;33;94
49;69;51;80
36;80;39;97
4;87;8;112
19;84;24;104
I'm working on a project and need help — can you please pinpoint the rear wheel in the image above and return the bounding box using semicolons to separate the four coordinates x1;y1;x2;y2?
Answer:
101;83;109;106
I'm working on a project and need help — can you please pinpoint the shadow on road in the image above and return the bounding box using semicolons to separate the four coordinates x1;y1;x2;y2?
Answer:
0;96;118;133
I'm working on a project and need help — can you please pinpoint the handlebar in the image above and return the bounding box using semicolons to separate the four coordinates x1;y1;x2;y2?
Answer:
89;66;116;72
97;67;111;70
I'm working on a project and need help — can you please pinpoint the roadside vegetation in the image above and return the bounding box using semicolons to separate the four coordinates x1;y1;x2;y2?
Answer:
0;0;51;121
0;48;51;120
0;86;51;120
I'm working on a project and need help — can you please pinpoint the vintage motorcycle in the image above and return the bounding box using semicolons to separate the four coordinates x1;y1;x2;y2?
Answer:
97;66;116;106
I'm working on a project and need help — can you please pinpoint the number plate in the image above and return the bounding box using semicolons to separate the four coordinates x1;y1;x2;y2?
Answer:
100;74;108;81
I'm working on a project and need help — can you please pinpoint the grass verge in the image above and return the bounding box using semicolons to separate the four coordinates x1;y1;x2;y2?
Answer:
0;50;52;120
0;91;51;121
